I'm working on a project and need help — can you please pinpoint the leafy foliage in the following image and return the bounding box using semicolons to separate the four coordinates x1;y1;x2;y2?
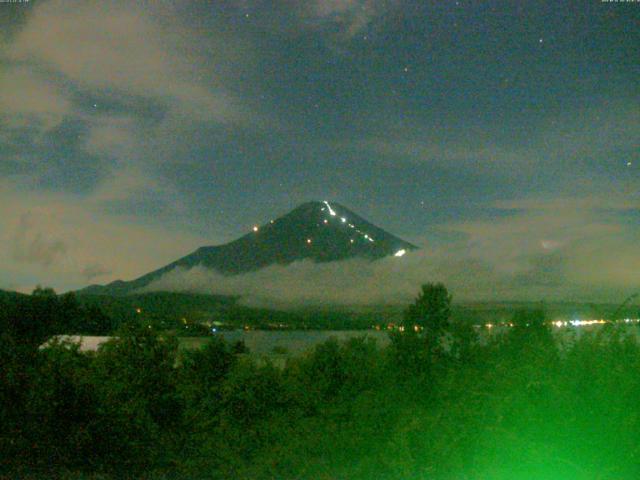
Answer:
404;282;452;341
3;287;640;478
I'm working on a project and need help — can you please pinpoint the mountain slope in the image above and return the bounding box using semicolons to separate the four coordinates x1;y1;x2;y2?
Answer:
80;200;417;296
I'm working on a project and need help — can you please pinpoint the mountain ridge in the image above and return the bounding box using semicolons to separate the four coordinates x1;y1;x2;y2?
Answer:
79;200;417;296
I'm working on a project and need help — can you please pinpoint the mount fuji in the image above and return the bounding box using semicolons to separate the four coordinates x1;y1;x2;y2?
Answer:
80;201;417;296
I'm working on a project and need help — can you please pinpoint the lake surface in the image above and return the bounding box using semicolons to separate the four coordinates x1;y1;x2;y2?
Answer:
45;322;640;357
183;330;391;355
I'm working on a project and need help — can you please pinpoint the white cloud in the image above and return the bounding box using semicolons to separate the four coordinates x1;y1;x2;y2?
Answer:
0;180;210;292
143;195;640;306
0;66;71;130
7;1;240;123
300;0;394;38
11;213;68;268
0;0;253;181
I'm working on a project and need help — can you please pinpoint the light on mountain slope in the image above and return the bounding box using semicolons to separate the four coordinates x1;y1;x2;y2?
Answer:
323;200;337;216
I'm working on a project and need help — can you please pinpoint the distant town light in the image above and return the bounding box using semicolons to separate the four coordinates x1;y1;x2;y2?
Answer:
394;249;406;257
253;225;259;232
135;308;142;314
307;238;312;244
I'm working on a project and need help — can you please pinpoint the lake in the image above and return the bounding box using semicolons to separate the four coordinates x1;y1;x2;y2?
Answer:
44;320;640;357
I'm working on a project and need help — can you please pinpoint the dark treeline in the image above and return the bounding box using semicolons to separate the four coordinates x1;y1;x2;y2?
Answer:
53;290;391;333
2;284;640;479
0;287;115;340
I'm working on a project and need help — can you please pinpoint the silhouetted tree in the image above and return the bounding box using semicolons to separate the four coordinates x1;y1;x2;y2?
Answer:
390;283;453;376
507;305;556;360
511;306;546;330
231;340;249;354
404;283;452;345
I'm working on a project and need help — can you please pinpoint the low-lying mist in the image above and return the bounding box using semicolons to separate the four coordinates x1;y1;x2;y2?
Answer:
142;242;632;309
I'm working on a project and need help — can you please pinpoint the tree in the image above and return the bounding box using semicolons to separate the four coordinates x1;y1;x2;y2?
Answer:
512;307;544;327
390;283;453;376
404;283;452;343
509;305;554;348
87;325;181;471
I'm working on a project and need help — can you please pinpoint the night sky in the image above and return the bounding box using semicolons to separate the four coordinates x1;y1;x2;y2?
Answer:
0;0;638;302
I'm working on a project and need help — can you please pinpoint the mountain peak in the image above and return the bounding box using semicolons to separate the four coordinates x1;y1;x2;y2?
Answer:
79;201;417;295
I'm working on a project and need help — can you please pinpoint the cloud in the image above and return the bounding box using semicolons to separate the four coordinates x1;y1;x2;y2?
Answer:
11;213;68;267
354;99;640;181
0;181;210;292
6;1;241;123
230;0;393;40
82;263;112;282
302;0;393;38
0;66;71;131
142;195;640;307
0;0;254;192
139;251;552;308
0;0;264;238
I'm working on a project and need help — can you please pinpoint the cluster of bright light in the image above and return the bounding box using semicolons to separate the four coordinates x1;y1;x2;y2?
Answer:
394;249;406;257
253;225;259;232
556;318;640;327
322;200;376;244
478;318;640;329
